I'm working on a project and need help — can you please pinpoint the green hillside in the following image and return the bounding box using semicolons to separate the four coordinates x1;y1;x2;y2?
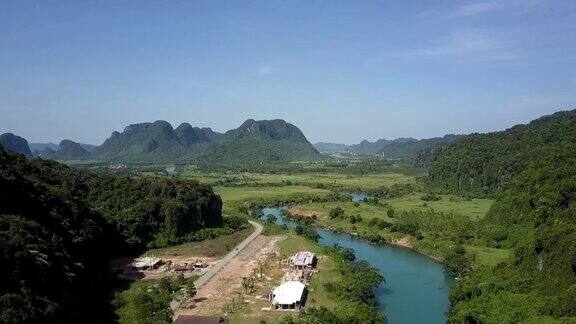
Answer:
92;120;187;162
91;119;318;164
427;110;576;197
449;142;576;322
197;119;319;167
378;134;462;161
422;109;576;322
0;147;224;322
348;138;417;155
0;133;32;158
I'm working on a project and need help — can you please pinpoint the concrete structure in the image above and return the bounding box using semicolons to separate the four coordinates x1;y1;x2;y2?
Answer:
132;256;162;270
290;251;316;269
271;281;307;310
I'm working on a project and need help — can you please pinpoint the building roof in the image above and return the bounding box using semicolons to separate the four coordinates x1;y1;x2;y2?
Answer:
291;251;315;267
272;281;306;305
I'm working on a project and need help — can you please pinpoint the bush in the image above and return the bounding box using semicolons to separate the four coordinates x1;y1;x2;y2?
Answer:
329;207;345;219
421;193;441;201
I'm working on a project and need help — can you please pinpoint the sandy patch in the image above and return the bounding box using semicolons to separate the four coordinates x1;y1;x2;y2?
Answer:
287;206;325;219
392;235;413;249
175;235;284;317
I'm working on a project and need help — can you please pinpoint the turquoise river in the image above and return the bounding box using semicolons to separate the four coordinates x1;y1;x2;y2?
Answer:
262;206;455;324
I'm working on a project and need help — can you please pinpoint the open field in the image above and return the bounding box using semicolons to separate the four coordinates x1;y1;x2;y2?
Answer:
216;185;332;203
384;193;493;220
216;185;333;214
466;245;511;267
185;170;415;190
150;228;254;259
295;193;493;223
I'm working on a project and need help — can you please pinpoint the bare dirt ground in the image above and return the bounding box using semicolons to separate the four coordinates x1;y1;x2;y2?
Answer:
109;229;253;281
175;235;285;317
287;206;326;218
392;235;414;249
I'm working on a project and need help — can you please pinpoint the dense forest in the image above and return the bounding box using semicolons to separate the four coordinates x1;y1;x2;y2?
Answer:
426;110;576;197
448;142;576;322
0;147;225;323
423;110;576;322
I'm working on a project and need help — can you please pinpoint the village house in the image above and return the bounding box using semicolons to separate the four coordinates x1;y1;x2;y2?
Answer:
271;281;307;310
290;251;316;269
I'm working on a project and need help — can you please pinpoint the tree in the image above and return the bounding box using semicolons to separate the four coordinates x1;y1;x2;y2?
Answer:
329;207;345;219
444;245;472;277
265;214;278;224
185;278;197;298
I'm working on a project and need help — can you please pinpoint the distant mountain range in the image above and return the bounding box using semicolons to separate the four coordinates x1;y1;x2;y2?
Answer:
313;134;463;161
313;142;350;154
1;119;319;164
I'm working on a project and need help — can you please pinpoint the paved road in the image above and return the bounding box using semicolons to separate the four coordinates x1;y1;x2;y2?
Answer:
194;219;263;289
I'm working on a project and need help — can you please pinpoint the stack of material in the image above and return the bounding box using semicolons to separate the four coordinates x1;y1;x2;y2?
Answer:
132;256;162;270
173;263;196;272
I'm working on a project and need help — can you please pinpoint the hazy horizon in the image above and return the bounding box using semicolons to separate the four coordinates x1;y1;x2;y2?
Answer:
1;1;575;145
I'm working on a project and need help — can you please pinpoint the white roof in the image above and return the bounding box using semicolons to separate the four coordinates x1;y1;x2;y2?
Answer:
272;281;306;305
291;251;315;266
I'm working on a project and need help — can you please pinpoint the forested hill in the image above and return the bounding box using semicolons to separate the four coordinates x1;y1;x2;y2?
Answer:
196;119;319;167
417;109;576;322
348;138;417;155
313;136;463;161
378;134;462;161
90;118;318;164
0;133;32;158
426;109;576;196
449;131;576;322
0;147;227;323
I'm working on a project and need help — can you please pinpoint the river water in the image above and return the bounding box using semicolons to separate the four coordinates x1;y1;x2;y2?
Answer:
262;206;454;324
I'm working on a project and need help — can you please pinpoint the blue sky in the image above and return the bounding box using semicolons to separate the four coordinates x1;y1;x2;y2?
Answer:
1;0;575;144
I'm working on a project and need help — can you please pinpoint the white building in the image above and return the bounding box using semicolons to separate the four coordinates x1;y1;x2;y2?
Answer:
271;281;307;310
290;251;316;269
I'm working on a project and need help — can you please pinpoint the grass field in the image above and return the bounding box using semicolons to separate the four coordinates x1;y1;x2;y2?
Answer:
466;245;511;267
216;185;332;203
296;193;493;222
184;170;415;190
384;193;493;220
150;228;254;258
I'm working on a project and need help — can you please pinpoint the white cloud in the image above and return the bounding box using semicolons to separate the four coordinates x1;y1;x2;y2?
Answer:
455;1;501;16
256;65;274;76
453;0;552;17
406;29;519;62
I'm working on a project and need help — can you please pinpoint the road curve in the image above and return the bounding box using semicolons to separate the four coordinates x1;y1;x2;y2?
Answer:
194;219;263;289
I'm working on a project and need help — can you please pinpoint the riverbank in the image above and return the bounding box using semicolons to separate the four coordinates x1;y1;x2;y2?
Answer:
312;221;446;263
286;196;509;271
261;206;453;323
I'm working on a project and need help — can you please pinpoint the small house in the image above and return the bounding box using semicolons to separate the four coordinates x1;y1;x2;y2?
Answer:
271;281;307;310
290;251;316;269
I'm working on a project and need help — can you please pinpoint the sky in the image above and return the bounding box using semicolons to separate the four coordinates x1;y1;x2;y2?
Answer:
1;0;575;145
